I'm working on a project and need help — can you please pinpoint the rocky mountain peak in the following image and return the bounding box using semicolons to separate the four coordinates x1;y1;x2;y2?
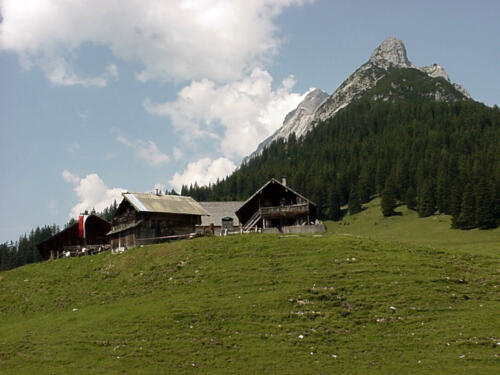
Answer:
369;37;411;68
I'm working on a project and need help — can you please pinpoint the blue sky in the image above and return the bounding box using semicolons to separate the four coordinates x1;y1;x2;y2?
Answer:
1;0;499;242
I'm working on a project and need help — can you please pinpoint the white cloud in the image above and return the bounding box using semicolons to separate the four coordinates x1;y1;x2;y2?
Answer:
170;157;236;192
0;0;312;84
62;169;81;185
45;59;118;87
145;68;309;158
61;170;125;218
116;135;169;166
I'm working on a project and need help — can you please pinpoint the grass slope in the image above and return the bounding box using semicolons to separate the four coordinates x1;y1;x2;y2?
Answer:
327;198;500;256
1;233;499;374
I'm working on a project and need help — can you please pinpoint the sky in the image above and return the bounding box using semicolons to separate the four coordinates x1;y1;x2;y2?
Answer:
1;0;499;242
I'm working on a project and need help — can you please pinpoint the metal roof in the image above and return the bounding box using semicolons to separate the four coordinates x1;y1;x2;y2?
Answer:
198;201;244;226
123;193;209;216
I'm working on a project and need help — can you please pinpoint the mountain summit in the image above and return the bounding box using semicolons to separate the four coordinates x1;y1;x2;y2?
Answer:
369;37;411;68
243;37;471;164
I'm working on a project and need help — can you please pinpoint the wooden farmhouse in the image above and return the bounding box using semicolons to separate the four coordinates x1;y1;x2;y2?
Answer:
37;214;110;260
108;192;209;250
197;201;244;235
236;178;324;233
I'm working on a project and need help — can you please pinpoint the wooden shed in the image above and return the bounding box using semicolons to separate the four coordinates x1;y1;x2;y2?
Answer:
236;178;319;233
36;215;111;260
108;192;209;250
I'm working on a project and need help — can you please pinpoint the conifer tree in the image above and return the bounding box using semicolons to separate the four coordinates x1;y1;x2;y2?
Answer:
381;182;397;217
405;186;417;210
328;189;342;221
475;179;497;229
454;184;476;229
436;161;450;214
418;181;435;217
348;185;362;215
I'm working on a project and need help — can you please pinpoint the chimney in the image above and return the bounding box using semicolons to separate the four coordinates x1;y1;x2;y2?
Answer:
281;176;287;186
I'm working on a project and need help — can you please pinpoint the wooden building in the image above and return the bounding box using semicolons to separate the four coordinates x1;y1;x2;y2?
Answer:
236;178;323;233
197;201;244;235
108;192;209;250
36;215;111;260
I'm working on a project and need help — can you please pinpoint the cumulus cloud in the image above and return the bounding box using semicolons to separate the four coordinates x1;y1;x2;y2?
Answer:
62;170;125;218
62;169;81;185
116;135;169;166
170;157;236;192
0;0;312;84
145;68;310;158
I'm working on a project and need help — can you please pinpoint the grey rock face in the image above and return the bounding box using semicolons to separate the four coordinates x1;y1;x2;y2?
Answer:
242;88;328;163
419;64;450;81
452;83;472;99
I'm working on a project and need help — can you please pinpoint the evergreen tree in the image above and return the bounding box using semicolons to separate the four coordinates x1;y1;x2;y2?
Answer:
435;160;451;213
450;184;463;217
405;186;417;210
418;181;435;217
475;179;497;229
348;185;362;215
328;189;342;221
381;182;397;217
455;183;476;229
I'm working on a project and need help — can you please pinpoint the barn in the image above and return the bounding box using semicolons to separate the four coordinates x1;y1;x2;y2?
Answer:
108;192;209;250
36;214;111;260
236;178;324;233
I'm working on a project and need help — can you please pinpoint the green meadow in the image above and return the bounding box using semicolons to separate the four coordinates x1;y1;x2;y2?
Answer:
328;198;500;256
1;213;499;373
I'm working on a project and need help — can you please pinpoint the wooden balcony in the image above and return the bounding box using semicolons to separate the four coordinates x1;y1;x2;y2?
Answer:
259;203;309;218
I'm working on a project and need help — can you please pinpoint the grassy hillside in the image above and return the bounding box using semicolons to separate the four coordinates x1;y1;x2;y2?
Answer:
327;198;500;256
1;233;499;374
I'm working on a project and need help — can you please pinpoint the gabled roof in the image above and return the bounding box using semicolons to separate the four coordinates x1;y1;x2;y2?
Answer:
36;214;110;252
235;178;316;216
199;201;244;226
122;192;209;216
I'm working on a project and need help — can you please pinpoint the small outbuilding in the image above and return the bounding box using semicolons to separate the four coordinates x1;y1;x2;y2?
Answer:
108;192;209;250
36;214;111;260
197;201;244;235
236;178;324;233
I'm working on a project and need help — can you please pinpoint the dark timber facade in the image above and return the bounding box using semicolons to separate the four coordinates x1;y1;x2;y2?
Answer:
108;192;208;250
236;178;319;232
36;215;111;260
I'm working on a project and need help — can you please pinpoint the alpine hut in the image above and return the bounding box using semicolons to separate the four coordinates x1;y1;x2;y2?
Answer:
108;191;209;250
235;178;324;233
